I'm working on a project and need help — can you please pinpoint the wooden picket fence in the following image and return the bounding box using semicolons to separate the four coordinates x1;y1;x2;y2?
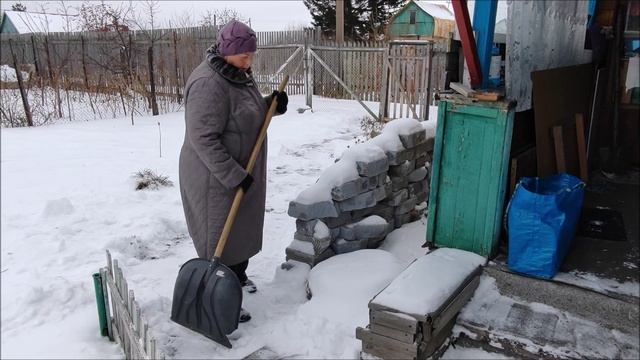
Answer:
1;26;458;125
96;250;165;360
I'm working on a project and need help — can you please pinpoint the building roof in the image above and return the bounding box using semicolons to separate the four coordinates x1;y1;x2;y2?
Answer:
413;1;455;21
2;10;80;33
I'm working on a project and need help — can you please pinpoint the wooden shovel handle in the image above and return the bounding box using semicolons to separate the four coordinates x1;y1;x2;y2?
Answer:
213;75;289;260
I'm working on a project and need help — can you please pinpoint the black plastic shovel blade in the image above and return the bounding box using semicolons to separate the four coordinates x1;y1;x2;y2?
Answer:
170;258;242;348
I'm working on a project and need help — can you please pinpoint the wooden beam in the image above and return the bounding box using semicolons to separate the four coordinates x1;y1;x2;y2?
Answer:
552;126;567;173
451;0;482;88
575;113;589;182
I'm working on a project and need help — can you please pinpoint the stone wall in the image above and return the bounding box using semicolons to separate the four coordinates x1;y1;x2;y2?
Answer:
285;118;436;267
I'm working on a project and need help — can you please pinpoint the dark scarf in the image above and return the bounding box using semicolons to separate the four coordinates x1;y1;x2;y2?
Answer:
205;45;254;85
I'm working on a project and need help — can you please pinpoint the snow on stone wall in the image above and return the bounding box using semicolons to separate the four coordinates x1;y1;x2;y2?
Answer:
286;118;435;267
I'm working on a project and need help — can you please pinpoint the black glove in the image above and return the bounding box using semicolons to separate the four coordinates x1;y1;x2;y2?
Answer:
271;90;288;114
239;174;254;193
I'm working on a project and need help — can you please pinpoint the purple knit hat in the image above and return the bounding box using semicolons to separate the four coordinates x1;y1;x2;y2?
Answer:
217;20;257;56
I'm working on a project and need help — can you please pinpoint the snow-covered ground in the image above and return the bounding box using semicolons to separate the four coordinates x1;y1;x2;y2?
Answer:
1;95;460;359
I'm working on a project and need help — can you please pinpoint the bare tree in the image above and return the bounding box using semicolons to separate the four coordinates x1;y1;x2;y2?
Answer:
11;2;27;11
199;7;249;28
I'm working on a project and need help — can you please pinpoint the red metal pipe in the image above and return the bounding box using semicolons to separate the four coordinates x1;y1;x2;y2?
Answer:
452;0;482;88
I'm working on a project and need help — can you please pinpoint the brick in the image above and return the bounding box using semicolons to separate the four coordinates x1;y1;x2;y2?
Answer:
388;160;416;177
385;189;408;206
413;141;432;160
288;200;339;220
399;129;427;148
408;166;428;183
337;189;377;212
395;197;418;215
296;219;318;237
330;227;341;239
331;177;369;201
386;148;415;166
391;176;409;192
356;157;389;177
331;238;368;254
312;235;332;254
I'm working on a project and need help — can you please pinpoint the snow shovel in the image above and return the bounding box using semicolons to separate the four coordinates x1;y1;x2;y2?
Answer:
171;75;289;348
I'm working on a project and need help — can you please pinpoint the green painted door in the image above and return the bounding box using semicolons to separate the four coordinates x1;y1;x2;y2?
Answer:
426;96;515;257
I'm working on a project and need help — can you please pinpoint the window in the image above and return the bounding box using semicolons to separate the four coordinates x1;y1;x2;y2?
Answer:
409;10;417;25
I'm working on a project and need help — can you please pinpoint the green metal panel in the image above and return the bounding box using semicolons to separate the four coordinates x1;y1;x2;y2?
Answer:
389;2;434;37
426;95;515;257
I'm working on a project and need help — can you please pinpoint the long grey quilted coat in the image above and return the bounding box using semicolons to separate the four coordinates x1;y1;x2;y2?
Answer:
179;46;272;265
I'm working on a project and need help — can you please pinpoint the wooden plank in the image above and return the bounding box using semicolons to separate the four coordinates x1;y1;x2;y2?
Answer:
431;274;480;334
369;309;419;333
449;82;475;97
370;323;421;344
356;327;418;359
575;113;588;182
553;125;567;173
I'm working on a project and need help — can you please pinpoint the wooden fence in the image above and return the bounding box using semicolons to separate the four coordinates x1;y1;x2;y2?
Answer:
0;26;458;126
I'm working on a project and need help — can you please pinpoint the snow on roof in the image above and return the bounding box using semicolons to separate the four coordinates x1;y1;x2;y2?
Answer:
4;10;80;34
413;1;455;21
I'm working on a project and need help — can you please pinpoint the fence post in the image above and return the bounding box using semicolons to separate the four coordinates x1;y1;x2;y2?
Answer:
147;46;159;116
44;35;63;118
30;35;40;77
172;31;182;104
425;43;433;120
379;42;392;121
304;37;313;109
9;39;33;127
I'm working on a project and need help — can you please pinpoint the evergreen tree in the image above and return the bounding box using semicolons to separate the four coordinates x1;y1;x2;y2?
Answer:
303;0;403;40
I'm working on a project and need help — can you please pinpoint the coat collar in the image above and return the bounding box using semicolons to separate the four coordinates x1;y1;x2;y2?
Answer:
205;45;254;85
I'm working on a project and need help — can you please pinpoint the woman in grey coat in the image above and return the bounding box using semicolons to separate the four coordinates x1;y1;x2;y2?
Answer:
179;20;287;323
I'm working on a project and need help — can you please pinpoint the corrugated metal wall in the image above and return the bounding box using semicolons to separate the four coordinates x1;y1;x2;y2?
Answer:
506;0;592;111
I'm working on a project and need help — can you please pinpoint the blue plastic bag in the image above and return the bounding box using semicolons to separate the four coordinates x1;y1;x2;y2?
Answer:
507;174;585;279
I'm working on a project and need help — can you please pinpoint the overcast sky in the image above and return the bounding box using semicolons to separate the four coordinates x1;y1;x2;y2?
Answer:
0;1;507;31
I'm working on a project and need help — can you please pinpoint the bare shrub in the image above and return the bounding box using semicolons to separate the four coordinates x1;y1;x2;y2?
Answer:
133;169;173;190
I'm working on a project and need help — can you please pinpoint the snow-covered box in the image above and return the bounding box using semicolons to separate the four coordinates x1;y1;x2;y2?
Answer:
357;248;486;359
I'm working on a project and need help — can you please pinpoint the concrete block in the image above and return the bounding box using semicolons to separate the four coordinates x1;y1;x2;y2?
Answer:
337;189;377;212
386;148;415;166
331;238;368;254
288;200;339;220
408;166;428;183
330;227;341;239
385;189;409;206
415;154;431;167
412;140;432;160
391;176;409;192
312;235;332;255
374;185;388;202
294;231;314;242
367;173;390;190
399;129;427;148
340;215;389;240
367;236;386;249
395;197;418;215
415;191;428;204
372;204;395;223
408;179;429;197
296;219;318;237
321;211;352;228
394;213;412;228
285;246;335;267
356;157;389;177
388;160;415;177
331;177;369;201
